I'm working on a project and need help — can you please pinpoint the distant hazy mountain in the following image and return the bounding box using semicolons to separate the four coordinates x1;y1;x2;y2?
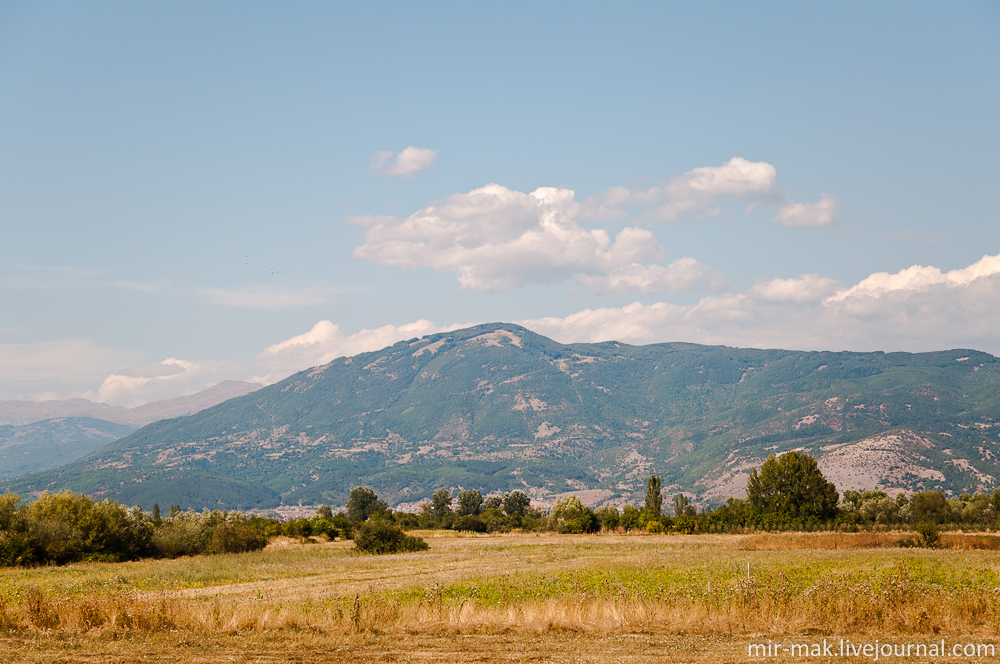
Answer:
0;381;262;481
0;381;262;427
6;324;999;510
0;418;136;480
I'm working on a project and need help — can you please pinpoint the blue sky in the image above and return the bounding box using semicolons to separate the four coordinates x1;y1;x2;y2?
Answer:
2;1;999;405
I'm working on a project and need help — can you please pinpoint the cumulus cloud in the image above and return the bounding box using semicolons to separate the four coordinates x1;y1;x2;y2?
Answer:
351;159;837;293
594;157;837;226
369;146;438;176
773;193;838;227
520;252;1000;355
93;358;229;408
828;253;1000;303
749;274;842;303
256;319;465;378
580;257;729;295
351;183;723;293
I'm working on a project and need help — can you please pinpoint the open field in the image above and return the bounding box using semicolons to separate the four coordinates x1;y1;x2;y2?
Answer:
3;531;1000;662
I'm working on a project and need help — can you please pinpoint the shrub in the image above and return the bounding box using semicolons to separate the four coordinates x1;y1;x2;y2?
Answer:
353;521;428;555
152;517;207;558
206;521;268;555
0;530;32;567
452;515;487;532
479;508;511;533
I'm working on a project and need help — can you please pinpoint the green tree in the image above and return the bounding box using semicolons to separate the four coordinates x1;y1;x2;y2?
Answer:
673;493;695;517
910;491;949;524
594;505;619;531
619;505;641;531
746;452;839;520
456;490;483;516
550;495;596;534
431;488;453;517
346;487;389;522
644;476;663;516
315;504;334;519
501;490;531;517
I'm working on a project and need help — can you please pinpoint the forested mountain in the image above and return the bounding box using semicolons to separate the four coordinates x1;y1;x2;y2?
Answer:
6;323;999;510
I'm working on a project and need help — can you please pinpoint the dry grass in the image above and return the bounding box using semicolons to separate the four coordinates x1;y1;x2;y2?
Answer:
3;531;1000;661
735;531;905;550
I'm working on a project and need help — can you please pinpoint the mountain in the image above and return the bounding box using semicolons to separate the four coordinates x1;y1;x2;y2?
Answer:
0;418;136;480
0;381;263;481
0;380;262;427
5;324;1000;510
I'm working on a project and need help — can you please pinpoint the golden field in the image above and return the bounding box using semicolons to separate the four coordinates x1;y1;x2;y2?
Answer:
3;530;1000;662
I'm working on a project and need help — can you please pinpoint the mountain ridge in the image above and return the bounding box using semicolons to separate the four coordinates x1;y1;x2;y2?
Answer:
6;323;999;510
0;380;262;427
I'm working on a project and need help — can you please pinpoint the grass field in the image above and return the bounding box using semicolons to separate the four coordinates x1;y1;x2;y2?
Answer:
3;530;1000;662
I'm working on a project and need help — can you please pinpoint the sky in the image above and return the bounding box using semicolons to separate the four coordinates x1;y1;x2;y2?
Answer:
1;1;999;407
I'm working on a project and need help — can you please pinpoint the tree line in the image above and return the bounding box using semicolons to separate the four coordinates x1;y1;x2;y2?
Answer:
4;451;1000;564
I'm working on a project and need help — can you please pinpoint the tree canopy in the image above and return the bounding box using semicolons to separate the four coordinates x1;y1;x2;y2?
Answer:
746;451;838;520
346;487;388;522
644;476;662;516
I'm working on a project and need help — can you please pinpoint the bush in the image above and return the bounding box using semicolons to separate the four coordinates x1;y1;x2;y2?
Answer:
206;521;268;555
0;530;32;567
452;515;487;532
151;517;207;558
23;491;154;564
353;521;428;555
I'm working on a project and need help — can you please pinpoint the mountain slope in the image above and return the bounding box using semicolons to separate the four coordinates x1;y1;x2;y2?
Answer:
0;418;136;480
6;324;1000;509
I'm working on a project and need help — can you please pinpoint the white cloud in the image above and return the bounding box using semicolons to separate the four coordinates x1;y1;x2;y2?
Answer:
93;358;229;408
828;253;1000;303
593;157;837;226
773;193;838;227
749;274;842;303
520;252;1000;355
351;183;722;293
194;285;339;309
369;146;438;176
351;159;837;293
256;319;465;378
581;257;729;295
